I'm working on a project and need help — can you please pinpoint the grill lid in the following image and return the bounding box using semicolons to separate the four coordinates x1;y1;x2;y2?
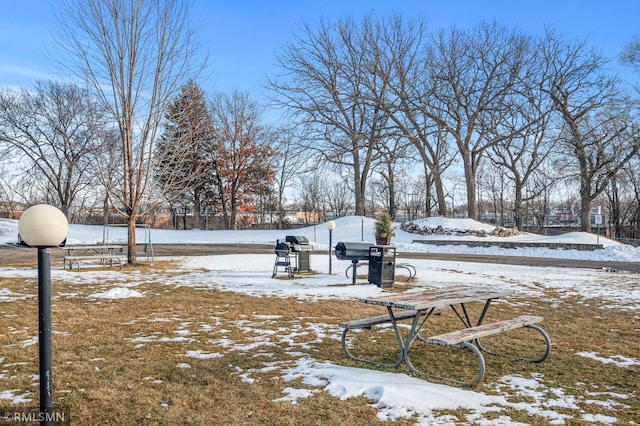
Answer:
286;235;311;252
274;241;291;256
334;242;372;261
286;235;309;245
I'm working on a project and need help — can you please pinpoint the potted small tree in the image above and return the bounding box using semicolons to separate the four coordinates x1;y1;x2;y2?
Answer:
374;210;395;246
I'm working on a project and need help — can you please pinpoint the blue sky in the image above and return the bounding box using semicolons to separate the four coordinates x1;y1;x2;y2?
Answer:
1;0;639;103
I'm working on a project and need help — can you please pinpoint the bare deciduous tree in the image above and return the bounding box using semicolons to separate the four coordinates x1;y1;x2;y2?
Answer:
541;29;638;232
269;126;307;229
269;15;393;216
296;171;328;224
489;53;557;230
371;16;456;217
0;80;100;217
373;136;414;219
426;22;534;220
620;35;640;76
54;0;202;263
209;90;275;230
326;182;352;218
0;164;22;218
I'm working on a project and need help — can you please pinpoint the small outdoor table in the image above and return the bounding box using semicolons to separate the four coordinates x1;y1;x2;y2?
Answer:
341;285;551;386
64;245;124;255
62;245;126;271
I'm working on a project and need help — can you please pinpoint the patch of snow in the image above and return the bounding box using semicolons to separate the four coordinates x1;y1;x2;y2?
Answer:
89;288;143;299
576;351;640;367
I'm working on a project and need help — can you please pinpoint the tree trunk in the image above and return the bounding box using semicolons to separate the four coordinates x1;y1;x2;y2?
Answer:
353;169;366;216
127;214;137;264
580;191;592;233
608;175;621;240
433;171;447;217
193;191;202;229
464;160;478;220
230;194;237;230
387;166;397;220
514;185;523;231
103;196;110;226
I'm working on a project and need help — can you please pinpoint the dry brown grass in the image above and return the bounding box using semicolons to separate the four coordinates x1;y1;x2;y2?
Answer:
0;263;638;425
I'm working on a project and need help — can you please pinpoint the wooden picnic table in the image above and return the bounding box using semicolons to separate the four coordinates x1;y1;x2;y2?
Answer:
62;245;126;271
63;245;124;255
362;285;512;311
341;285;551;386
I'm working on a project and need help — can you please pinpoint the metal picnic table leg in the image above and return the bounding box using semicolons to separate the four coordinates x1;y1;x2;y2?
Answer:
386;306;411;368
474;322;552;363
390;307;442;374
448;299;494;329
340;328;406;368
402;309;488;387
403;302;490;387
386;306;437;369
340;308;408;369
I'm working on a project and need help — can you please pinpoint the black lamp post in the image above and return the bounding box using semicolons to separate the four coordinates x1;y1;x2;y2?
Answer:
18;205;68;426
326;220;336;274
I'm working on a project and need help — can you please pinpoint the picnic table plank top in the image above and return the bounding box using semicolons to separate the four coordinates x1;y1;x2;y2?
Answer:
360;285;513;310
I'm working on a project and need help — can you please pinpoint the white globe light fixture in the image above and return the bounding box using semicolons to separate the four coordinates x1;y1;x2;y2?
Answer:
18;204;68;248
326;221;336;274
18;204;68;423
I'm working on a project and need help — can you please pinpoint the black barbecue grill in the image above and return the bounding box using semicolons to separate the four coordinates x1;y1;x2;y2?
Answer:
272;236;312;278
335;242;396;287
274;241;292;257
272;240;294;278
286;235;312;272
334;242;372;284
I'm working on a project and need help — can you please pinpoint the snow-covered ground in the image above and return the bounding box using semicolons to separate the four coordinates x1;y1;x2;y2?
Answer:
3;215;639;263
0;216;638;424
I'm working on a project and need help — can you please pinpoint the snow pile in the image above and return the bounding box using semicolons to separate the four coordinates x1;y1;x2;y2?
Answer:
89;288;143;299
402;218;519;237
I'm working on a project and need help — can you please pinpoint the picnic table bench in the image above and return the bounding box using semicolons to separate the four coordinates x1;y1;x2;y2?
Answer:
62;245;126;271
339;306;448;368
64;254;126;271
343;285;551;386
